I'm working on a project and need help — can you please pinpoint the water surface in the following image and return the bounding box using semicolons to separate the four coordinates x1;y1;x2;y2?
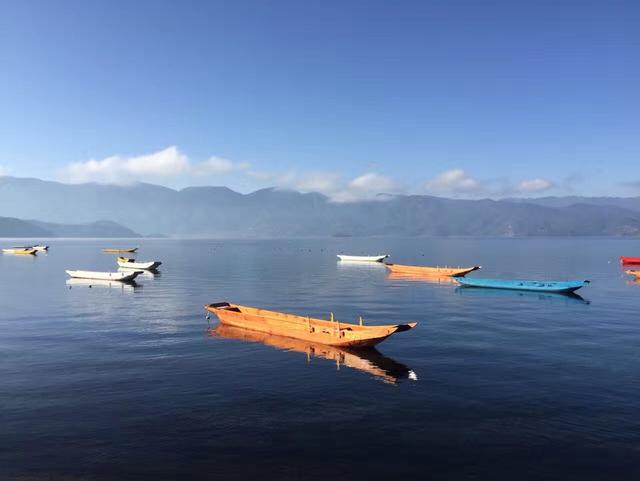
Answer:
1;237;639;480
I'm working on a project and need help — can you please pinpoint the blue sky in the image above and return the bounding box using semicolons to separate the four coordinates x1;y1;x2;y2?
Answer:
0;0;638;199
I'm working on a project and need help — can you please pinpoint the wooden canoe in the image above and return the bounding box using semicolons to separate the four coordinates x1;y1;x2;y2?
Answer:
209;324;416;384
103;247;138;253
385;263;480;277
204;302;417;347
66;270;142;282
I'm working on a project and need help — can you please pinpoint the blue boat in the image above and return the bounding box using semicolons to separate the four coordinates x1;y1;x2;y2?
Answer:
455;277;590;293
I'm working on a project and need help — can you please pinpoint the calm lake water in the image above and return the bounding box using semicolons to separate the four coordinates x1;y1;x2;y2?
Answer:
1;237;639;481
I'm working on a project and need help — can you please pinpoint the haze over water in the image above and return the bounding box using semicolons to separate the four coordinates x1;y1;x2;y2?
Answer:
1;237;639;480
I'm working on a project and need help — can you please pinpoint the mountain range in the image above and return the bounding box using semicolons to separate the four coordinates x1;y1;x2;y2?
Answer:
1;176;639;237
0;215;140;238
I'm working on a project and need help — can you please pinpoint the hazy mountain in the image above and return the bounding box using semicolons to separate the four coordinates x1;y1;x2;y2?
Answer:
0;215;140;238
1;176;640;237
505;196;640;212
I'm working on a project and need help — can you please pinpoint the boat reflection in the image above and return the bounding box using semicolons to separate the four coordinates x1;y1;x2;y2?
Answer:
209;324;417;384
336;259;387;269
454;286;590;304
387;272;458;285
66;278;140;291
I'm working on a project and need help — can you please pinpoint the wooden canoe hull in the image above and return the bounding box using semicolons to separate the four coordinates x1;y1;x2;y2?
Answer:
117;257;162;270
385;263;480;277
2;247;37;255
205;303;417;347
103;248;138;253
66;270;141;282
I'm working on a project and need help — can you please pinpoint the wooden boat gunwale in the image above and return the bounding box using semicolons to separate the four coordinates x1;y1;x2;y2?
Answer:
205;302;417;347
103;247;138;253
65;269;142;282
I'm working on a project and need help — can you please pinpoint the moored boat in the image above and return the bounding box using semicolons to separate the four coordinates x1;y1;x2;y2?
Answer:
204;302;417;347
32;245;49;252
620;256;640;265
210;324;416;384
337;254;389;262
65;270;142;282
117;257;161;270
455;277;590;293
385;263;480;277
2;247;37;255
103;247;138;253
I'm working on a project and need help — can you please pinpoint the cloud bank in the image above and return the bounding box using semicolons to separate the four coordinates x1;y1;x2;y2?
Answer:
63;146;249;184
424;169;554;197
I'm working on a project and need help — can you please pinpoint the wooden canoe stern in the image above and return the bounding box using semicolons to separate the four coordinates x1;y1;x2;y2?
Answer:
395;322;418;333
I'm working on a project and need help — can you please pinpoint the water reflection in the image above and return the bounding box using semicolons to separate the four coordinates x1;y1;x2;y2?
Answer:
387;271;458;285
336;260;388;269
209;324;417;384
454;286;590;304
66;278;140;291
118;268;161;279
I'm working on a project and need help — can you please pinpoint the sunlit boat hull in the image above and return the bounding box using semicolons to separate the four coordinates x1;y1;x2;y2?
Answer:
337;254;389;262
65;270;142;282
385;263;480;277
205;302;417;348
117;257;161;270
455;277;590;293
103;248;138;253
2;247;37;255
625;270;640;279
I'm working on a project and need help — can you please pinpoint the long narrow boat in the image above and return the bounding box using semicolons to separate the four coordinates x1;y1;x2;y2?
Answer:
385;263;480;277
455;277;590;293
204;302;417;347
65;270;142;282
117;257;161;270
210;324;416;384
32;245;49;252
337;254;389;262
625;270;640;279
103;247;138;253
2;247;37;255
620;256;640;265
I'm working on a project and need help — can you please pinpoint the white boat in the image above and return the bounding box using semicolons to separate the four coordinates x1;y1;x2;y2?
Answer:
337;254;389;262
117;257;162;270
65;270;142;282
2;247;37;255
32;245;49;252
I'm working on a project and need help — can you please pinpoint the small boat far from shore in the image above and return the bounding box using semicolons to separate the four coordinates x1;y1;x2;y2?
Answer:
2;247;37;255
205;302;417;348
117;257;162;270
620;256;640;265
455;277;590;293
337;254;389;262
103;247;138;253
66;270;142;282
385;263;480;277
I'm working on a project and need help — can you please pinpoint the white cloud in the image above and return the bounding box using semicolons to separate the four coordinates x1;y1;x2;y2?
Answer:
0;165;9;176
424;169;481;195
192;156;250;175
516;178;553;193
249;169;403;202
63;147;249;184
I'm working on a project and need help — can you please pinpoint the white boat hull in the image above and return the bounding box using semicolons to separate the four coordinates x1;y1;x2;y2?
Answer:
32;245;49;252
65;270;141;282
3;247;36;255
337;254;389;262
117;260;161;270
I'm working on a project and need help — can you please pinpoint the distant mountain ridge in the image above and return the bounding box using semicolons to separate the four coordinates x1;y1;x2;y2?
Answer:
1;176;639;237
0;215;140;238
